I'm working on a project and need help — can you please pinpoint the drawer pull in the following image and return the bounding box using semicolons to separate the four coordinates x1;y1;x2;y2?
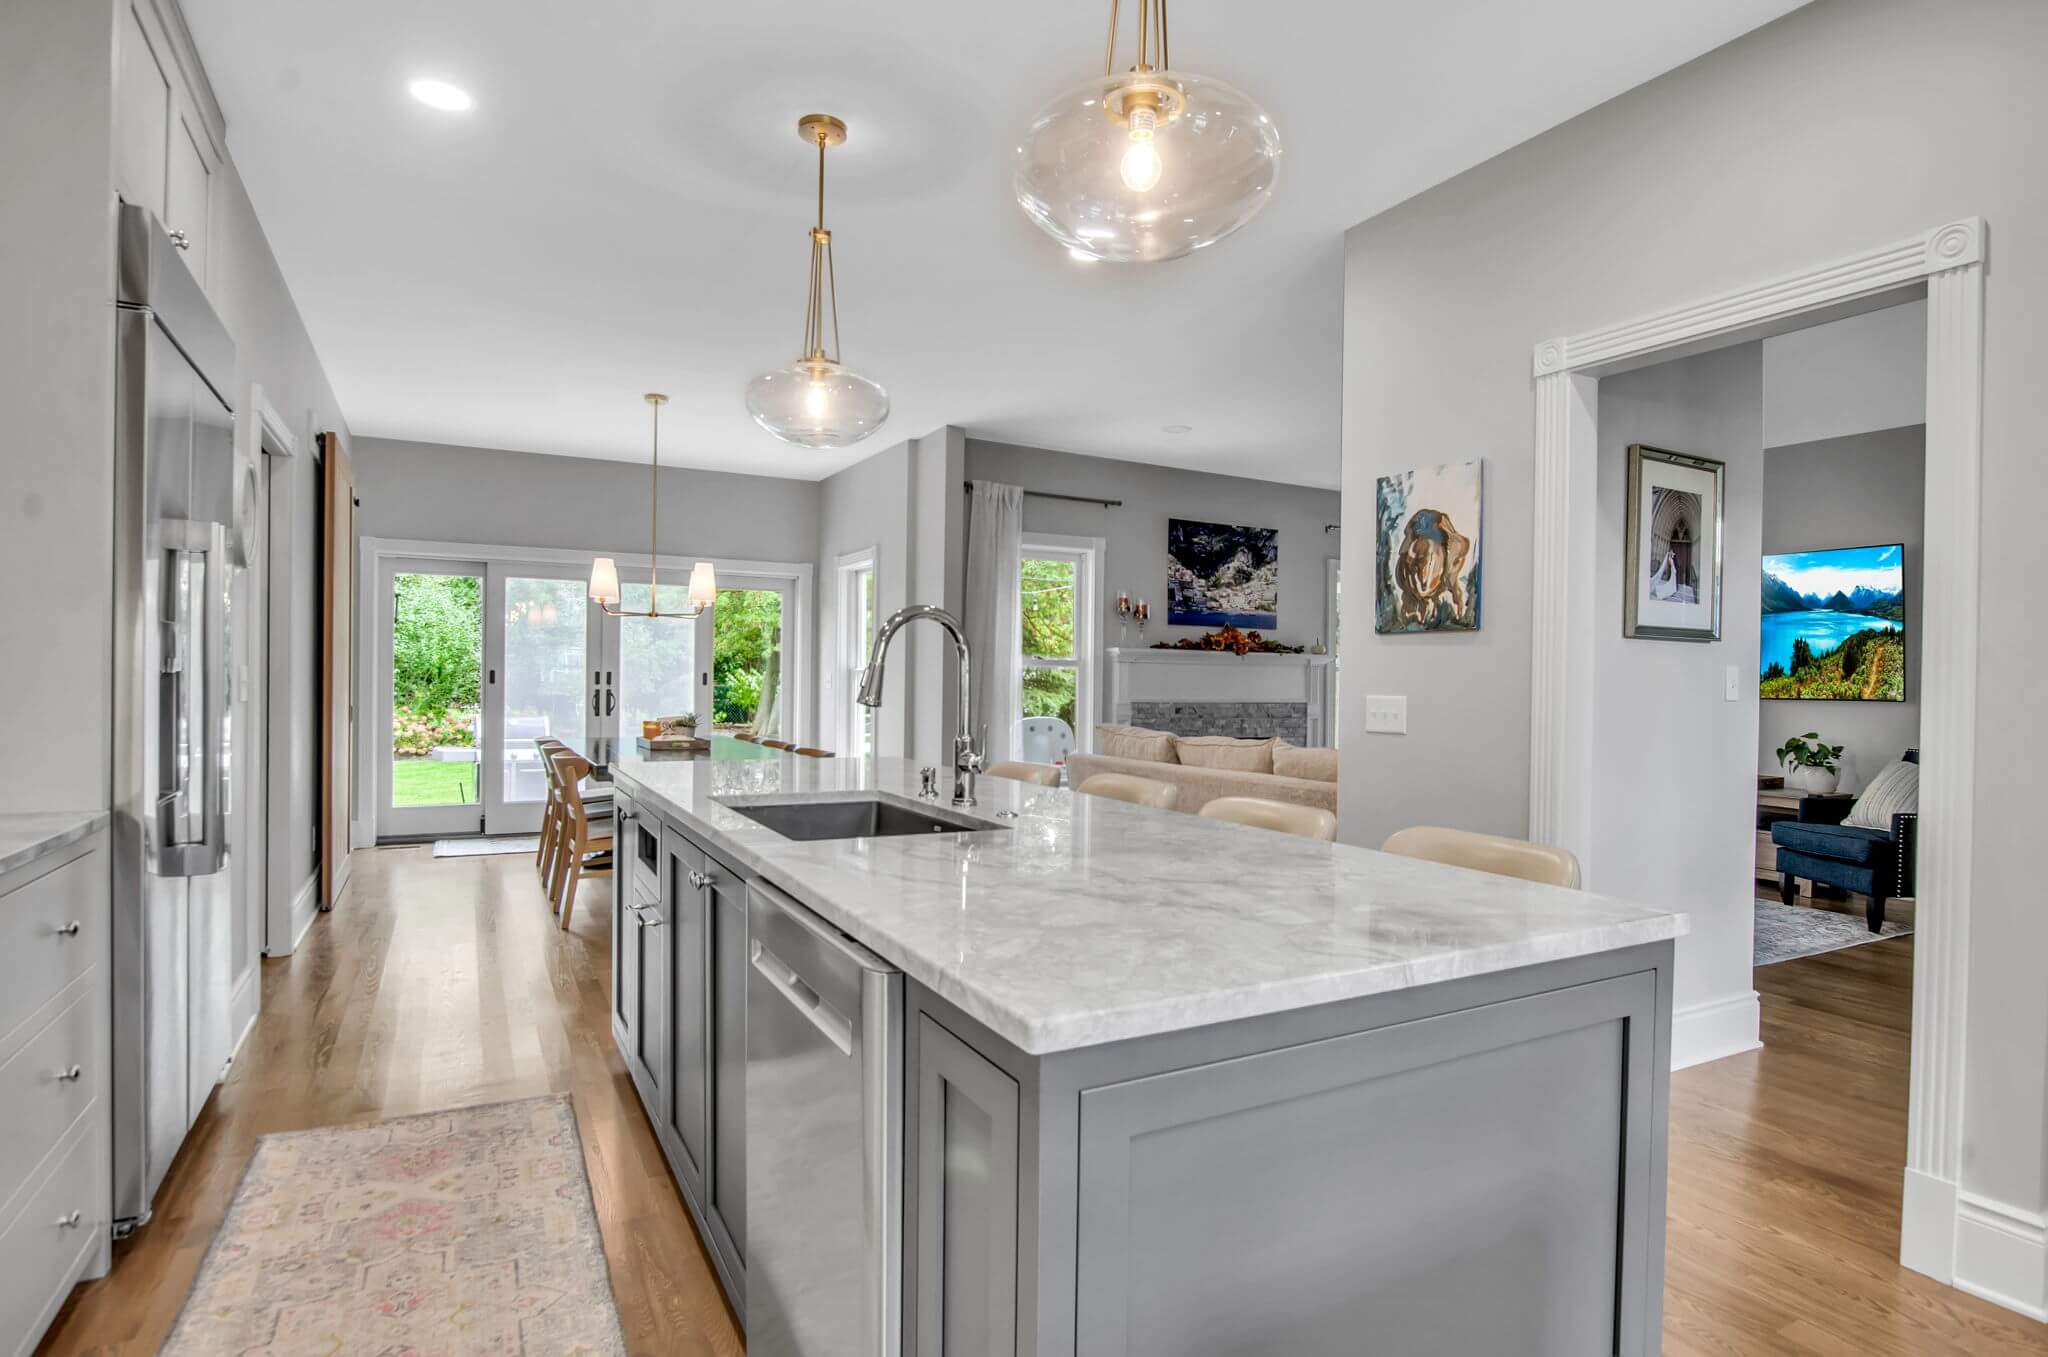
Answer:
688;869;713;889
55;1211;82;1229
55;920;82;937
55;1065;83;1082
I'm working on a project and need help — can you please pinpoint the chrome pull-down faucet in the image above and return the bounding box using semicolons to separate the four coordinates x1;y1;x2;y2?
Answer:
857;603;981;806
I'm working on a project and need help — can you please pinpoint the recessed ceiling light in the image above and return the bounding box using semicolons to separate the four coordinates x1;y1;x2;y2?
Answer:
1162;424;1193;434
408;78;474;113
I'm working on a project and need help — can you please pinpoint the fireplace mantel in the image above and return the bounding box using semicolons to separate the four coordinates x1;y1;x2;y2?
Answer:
1105;647;1336;747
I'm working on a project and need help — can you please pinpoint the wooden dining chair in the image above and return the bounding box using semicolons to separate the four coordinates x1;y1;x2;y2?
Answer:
734;732;762;743
793;746;835;758
534;739;568;884
762;739;796;751
546;748;613;928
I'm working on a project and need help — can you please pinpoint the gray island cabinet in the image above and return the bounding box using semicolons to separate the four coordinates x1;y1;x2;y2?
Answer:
609;755;1684;1356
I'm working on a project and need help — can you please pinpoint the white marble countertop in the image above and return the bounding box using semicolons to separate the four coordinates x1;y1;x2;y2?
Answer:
613;756;1686;1055
0;810;110;880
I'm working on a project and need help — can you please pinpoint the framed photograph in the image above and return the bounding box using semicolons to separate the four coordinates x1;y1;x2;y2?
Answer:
1167;518;1278;628
1374;460;1483;633
1623;444;1724;641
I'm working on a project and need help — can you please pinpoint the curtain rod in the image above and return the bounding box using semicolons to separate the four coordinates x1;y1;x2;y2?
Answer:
963;481;1122;509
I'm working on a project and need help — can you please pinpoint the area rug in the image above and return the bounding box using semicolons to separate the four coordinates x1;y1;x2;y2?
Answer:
163;1095;627;1356
431;835;540;858
1754;896;1911;967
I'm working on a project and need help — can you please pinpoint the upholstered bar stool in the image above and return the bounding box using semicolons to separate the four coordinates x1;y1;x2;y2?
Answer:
985;760;1062;787
1200;795;1338;842
1379;825;1582;888
1077;772;1180;811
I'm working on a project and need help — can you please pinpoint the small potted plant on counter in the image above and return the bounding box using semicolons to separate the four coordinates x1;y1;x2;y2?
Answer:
1776;731;1846;793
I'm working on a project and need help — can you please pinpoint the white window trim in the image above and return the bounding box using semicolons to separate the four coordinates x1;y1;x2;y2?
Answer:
835;545;879;757
1021;532;1103;755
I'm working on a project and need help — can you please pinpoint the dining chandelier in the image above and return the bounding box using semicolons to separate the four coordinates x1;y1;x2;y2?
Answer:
744;114;890;449
588;393;717;618
1013;0;1281;263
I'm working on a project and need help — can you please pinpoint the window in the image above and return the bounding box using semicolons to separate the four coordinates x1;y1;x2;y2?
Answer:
1020;535;1100;756
837;548;877;757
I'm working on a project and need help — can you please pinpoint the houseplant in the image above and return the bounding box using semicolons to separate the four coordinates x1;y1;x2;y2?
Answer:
1776;731;1846;793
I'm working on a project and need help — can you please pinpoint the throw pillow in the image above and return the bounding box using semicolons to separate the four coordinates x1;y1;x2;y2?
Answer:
1096;723;1177;763
1272;743;1340;783
1174;735;1277;774
1845;759;1919;830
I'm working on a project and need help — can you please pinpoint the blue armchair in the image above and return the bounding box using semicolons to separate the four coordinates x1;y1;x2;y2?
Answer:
1771;749;1918;932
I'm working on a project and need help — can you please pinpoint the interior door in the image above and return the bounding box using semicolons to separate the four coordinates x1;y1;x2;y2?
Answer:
484;564;597;834
319;432;355;907
375;557;486;841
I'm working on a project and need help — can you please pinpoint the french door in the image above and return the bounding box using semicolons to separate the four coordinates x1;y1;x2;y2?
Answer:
482;565;595;835
597;568;714;751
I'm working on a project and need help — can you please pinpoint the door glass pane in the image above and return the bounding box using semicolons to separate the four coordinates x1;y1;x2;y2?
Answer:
618;582;698;743
1022;557;1076;658
390;571;482;807
1023;666;1078;732
502;576;587;804
714;588;785;738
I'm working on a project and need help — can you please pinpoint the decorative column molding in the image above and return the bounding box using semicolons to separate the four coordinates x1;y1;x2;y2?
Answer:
1900;253;1986;1283
1527;372;1571;845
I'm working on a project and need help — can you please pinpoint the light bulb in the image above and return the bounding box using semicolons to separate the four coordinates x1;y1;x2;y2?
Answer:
1119;104;1162;192
804;381;831;419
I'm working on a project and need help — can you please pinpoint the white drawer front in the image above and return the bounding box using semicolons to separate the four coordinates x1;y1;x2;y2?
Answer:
0;990;96;1218
0;1122;101;1357
0;850;106;1050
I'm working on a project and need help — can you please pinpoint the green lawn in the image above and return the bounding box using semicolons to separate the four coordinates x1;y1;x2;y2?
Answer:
392;757;478;807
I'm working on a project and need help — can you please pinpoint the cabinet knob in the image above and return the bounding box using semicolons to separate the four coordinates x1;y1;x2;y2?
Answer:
55;1065;83;1082
167;228;190;250
55;1211;81;1229
55;920;82;937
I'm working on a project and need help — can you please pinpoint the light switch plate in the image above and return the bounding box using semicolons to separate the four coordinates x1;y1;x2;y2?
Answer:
1725;665;1741;701
1365;695;1407;735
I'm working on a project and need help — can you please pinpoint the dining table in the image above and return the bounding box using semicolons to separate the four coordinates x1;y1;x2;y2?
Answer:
561;730;784;782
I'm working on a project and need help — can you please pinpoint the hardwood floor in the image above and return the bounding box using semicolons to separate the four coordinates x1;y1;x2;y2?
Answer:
40;844;742;1356
1666;934;2047;1354
37;853;2046;1353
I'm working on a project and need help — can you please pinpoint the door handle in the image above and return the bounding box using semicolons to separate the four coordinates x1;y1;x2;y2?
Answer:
605;688;615;716
750;940;854;1056
592;690;601;717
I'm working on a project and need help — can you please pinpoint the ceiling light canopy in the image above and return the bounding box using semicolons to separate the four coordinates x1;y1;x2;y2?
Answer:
589;394;717;618
1014;0;1280;264
745;114;889;449
407;78;474;113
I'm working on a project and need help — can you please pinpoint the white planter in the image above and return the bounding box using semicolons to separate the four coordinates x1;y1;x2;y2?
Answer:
1788;764;1839;794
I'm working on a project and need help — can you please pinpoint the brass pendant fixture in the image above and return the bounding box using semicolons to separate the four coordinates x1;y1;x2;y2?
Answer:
744;114;890;449
588;393;717;618
1014;0;1281;263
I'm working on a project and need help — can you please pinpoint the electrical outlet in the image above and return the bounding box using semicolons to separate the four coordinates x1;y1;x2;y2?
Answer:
1365;695;1407;735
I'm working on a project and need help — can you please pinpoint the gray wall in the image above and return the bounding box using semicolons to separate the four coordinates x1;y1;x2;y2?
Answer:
1763;301;1927;449
964;440;1342;728
1588;345;1762;1025
815;439;914;758
1340;0;2046;1255
351;437;820;563
1758;425;1925;792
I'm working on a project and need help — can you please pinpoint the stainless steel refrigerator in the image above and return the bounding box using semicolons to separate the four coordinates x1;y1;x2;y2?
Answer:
111;201;240;1234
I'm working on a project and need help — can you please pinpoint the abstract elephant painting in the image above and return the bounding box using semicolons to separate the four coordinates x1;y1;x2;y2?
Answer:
1374;461;1483;633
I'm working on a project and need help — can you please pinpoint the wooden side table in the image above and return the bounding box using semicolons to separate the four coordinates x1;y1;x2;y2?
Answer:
1755;785;1856;893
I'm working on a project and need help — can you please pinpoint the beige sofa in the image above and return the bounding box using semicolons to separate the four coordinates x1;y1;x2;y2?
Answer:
1065;727;1338;816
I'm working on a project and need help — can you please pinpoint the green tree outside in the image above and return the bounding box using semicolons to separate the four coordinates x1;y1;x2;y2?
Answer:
1021;557;1077;730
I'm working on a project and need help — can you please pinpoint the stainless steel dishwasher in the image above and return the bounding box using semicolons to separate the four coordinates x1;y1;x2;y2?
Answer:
747;878;903;1357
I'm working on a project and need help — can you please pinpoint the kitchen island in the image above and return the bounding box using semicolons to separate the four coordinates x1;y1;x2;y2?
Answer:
608;752;1684;1356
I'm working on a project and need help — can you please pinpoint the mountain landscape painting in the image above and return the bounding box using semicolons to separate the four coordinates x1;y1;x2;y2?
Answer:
1167;518;1278;628
1760;543;1905;701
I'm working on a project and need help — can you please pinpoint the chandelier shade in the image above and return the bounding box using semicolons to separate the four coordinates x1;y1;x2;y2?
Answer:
746;114;889;449
588;394;716;619
1014;0;1280;263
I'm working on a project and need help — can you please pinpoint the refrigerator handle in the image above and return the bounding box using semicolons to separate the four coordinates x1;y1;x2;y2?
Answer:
156;518;230;876
198;519;229;869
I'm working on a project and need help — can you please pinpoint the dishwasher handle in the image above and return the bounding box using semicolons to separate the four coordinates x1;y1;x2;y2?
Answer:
752;939;856;1056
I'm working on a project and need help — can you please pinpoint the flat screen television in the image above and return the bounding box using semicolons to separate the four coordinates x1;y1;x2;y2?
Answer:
1760;544;1905;701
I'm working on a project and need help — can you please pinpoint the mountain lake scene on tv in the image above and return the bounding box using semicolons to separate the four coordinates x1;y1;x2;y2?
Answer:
1760;543;1905;701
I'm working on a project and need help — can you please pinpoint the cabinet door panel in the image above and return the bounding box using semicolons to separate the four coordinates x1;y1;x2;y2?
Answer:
665;827;709;1199
164;109;210;286
708;870;748;1264
115;3;169;220
916;1015;1019;1357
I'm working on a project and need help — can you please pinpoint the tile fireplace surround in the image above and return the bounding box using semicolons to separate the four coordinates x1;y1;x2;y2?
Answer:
1107;647;1336;748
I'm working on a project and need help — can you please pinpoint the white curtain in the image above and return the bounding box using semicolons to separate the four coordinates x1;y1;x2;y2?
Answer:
963;480;1024;765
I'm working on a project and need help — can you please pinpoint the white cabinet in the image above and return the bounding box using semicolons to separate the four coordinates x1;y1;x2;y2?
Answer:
113;1;220;294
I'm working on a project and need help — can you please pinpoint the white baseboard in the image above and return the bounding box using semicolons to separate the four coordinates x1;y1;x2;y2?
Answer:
229;966;260;1060
1955;1191;2048;1320
1900;1167;1957;1282
271;871;320;956
1670;990;1761;1071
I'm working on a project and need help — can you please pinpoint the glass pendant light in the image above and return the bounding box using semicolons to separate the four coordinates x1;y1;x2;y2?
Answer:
1015;0;1281;264
746;114;890;448
589;393;717;618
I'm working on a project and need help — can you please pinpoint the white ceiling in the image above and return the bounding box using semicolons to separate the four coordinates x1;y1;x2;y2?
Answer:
183;0;1807;489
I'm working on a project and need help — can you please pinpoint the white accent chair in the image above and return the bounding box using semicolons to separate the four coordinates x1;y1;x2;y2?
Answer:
1017;716;1075;767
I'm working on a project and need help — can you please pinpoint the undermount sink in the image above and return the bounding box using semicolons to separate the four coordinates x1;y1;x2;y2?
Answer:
723;794;1008;843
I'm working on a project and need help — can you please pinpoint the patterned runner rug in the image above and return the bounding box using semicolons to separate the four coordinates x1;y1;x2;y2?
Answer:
165;1095;626;1356
1754;896;1911;967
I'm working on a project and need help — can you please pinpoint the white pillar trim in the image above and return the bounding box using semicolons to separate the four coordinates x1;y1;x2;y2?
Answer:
1526;217;1987;1291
